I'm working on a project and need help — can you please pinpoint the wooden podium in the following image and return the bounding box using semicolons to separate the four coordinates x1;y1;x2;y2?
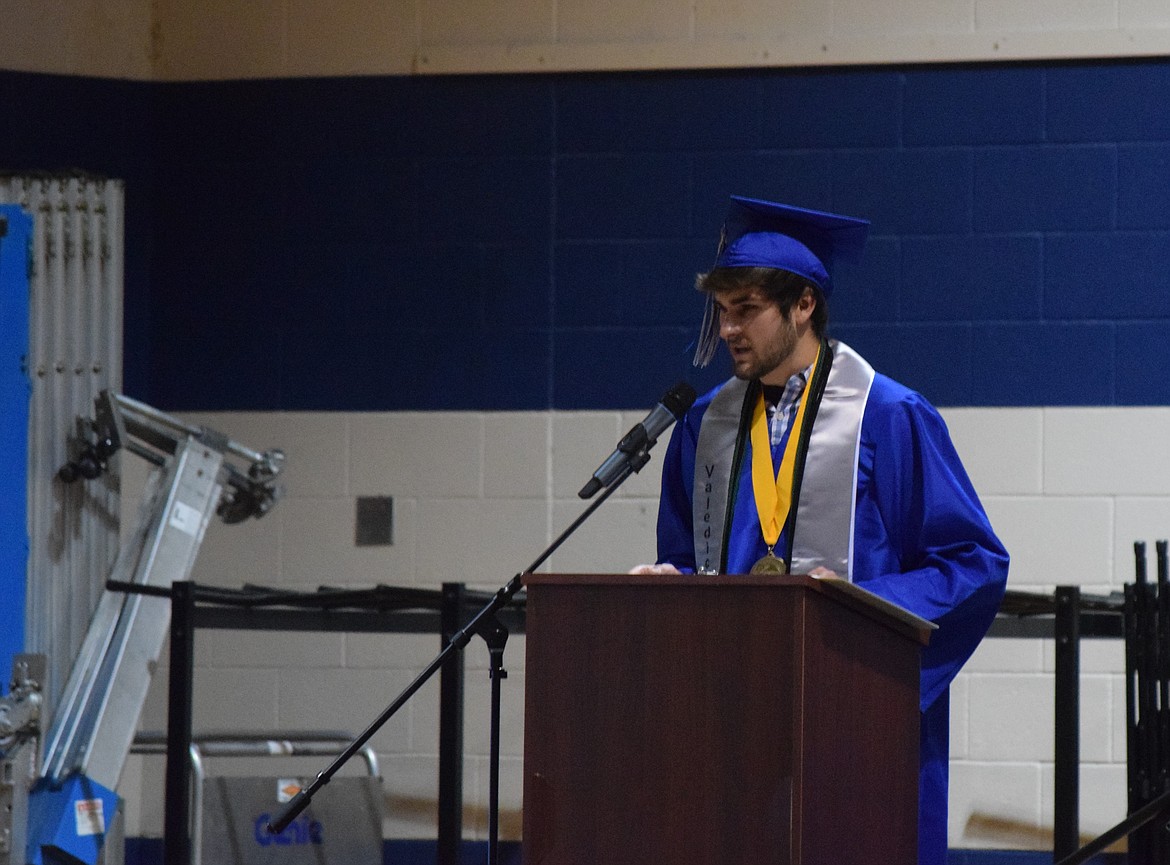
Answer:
521;573;933;865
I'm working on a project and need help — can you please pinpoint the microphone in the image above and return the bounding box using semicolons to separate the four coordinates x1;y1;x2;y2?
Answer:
578;382;697;499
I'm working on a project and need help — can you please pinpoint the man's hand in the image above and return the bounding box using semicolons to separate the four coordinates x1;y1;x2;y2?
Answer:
628;563;682;575
809;566;839;578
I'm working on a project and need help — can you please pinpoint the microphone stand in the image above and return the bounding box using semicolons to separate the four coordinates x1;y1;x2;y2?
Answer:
267;445;655;865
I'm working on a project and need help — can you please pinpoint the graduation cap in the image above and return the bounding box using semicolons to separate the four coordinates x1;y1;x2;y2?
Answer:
693;196;870;367
715;195;870;294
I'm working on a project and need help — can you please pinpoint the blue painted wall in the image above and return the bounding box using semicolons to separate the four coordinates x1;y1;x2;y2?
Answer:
4;61;1170;412
0;72;156;412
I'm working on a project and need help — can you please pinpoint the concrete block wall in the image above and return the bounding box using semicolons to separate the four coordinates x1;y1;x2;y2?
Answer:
118;406;664;843
142;0;1170;77
7;0;1170;857
112;403;1142;850
8;0;1170;80
944;408;1133;847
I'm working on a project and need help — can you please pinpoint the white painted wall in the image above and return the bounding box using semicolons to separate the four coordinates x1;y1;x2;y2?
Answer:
0;0;154;78
5;0;1170;79
113;406;1136;851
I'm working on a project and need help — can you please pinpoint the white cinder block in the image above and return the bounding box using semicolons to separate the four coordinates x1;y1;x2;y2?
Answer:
420;0;554;44
377;754;442;838
552;411;624;499
154;0;286;80
202;630;344;669
620;454;667;501
949;762;1042;849
556;0;692;42
968;674;1053;761
117;754;148;835
0;2;55;70
1077;763;1128;838
124;753;165;836
416;498;549;588
559;404;725;504
976;0;1115;31
833;0;973;36
346;632;451;671
277;667;416;752
350;413;485;498
613;407;671;500
406;677;443;755
116;406;1147;847
193;667;281;730
0;0;152;78
286;0;418;76
966;636;1044;673
1041;636;1124;675
89;0;154;73
695;0;830;40
137;657;170;734
940;408;1043;495
24;0;1170;83
951;673;970;759
463;672;525;758
269;412;350;498
279;495;418;588
1114;496;1170;584
189;510;282;588
484;413;550;498
1076;675;1116;763
1121;0;1170;27
1040;762;1127;838
981;496;1112;588
118;452;155;543
1044;407;1170;495
465;756;524;840
548;496;660;573
1112;677;1129;763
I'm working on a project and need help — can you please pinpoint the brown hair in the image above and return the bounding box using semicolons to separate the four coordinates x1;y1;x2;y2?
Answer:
696;266;828;337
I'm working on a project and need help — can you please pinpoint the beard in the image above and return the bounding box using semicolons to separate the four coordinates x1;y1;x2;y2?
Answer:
728;316;800;382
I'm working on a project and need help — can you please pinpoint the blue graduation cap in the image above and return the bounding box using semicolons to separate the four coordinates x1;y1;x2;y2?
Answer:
714;195;870;295
692;196;870;367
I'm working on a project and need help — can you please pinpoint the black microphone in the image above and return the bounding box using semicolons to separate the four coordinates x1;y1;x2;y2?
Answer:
267;788;312;835
578;382;697;499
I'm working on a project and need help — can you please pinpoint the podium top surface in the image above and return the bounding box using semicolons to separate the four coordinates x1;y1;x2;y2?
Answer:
523;572;934;645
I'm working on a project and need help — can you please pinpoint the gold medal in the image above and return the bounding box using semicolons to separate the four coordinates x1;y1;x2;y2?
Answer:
749;344;823;578
750;553;788;575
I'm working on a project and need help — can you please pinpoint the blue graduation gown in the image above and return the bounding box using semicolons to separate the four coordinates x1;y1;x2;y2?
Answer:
656;371;1009;865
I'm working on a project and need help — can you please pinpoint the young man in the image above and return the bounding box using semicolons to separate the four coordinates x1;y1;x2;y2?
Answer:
633;195;1009;864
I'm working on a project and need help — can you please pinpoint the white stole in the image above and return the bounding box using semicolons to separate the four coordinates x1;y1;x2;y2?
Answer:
692;340;875;577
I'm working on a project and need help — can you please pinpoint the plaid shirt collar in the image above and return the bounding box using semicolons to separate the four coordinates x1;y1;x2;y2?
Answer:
766;363;812;446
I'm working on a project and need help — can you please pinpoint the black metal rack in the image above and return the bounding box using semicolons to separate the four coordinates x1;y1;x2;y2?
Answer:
990;588;1124;862
110;579;525;865
137;578;1136;865
993;562;1170;865
1123;540;1170;865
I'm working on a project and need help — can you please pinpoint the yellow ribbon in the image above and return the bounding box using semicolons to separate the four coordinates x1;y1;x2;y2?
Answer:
749;347;822;552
